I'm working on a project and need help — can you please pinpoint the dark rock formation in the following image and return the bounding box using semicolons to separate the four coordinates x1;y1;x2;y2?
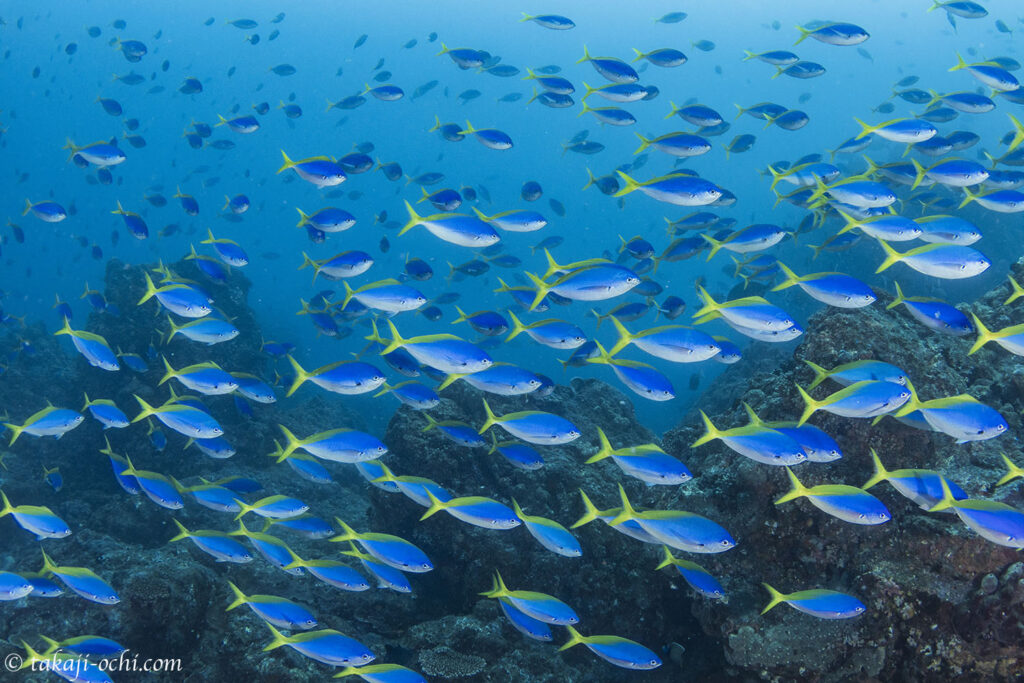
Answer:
655;260;1024;681
4;255;1023;682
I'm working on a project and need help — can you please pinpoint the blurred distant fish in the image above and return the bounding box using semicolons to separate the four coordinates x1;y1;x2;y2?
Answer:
655;11;687;23
563;140;605;155
412;80;439;100
270;64;297;76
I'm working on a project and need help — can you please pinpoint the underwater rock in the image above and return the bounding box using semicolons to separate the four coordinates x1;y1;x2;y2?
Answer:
656;259;1024;681
369;377;727;681
0;258;383;681
418;645;487;679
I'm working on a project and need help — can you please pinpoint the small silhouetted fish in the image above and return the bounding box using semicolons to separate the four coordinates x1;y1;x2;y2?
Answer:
269;29;279;41
434;292;461;305
657;11;687;23
549;199;566;216
798;92;812;103
88;26;102;37
331;95;366;110
209;140;235;150
246;34;260;45
858;47;873;61
270;64;296;76
65;43;77;55
203;17;214;26
522;180;542;201
354;34;368;49
564;140;604;155
497;93;523;102
413;80;438;99
486;65;520;77
428;32;438;42
726;134;756;156
451;260;489;277
161;59;170;72
896;75;919;87
403;38;417;49
373;58;384;70
380;236;390;253
693;39;715;51
114;72;145;84
374;70;392;82
410;172;444;185
179;77;202;94
98;97;122;116
458;89;481;103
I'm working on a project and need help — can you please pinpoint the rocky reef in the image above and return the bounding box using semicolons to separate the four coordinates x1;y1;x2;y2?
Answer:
655;259;1024;682
2;257;1024;682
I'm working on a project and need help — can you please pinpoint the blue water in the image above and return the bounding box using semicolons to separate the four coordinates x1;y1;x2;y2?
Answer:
3;1;1014;433
1;0;1022;678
